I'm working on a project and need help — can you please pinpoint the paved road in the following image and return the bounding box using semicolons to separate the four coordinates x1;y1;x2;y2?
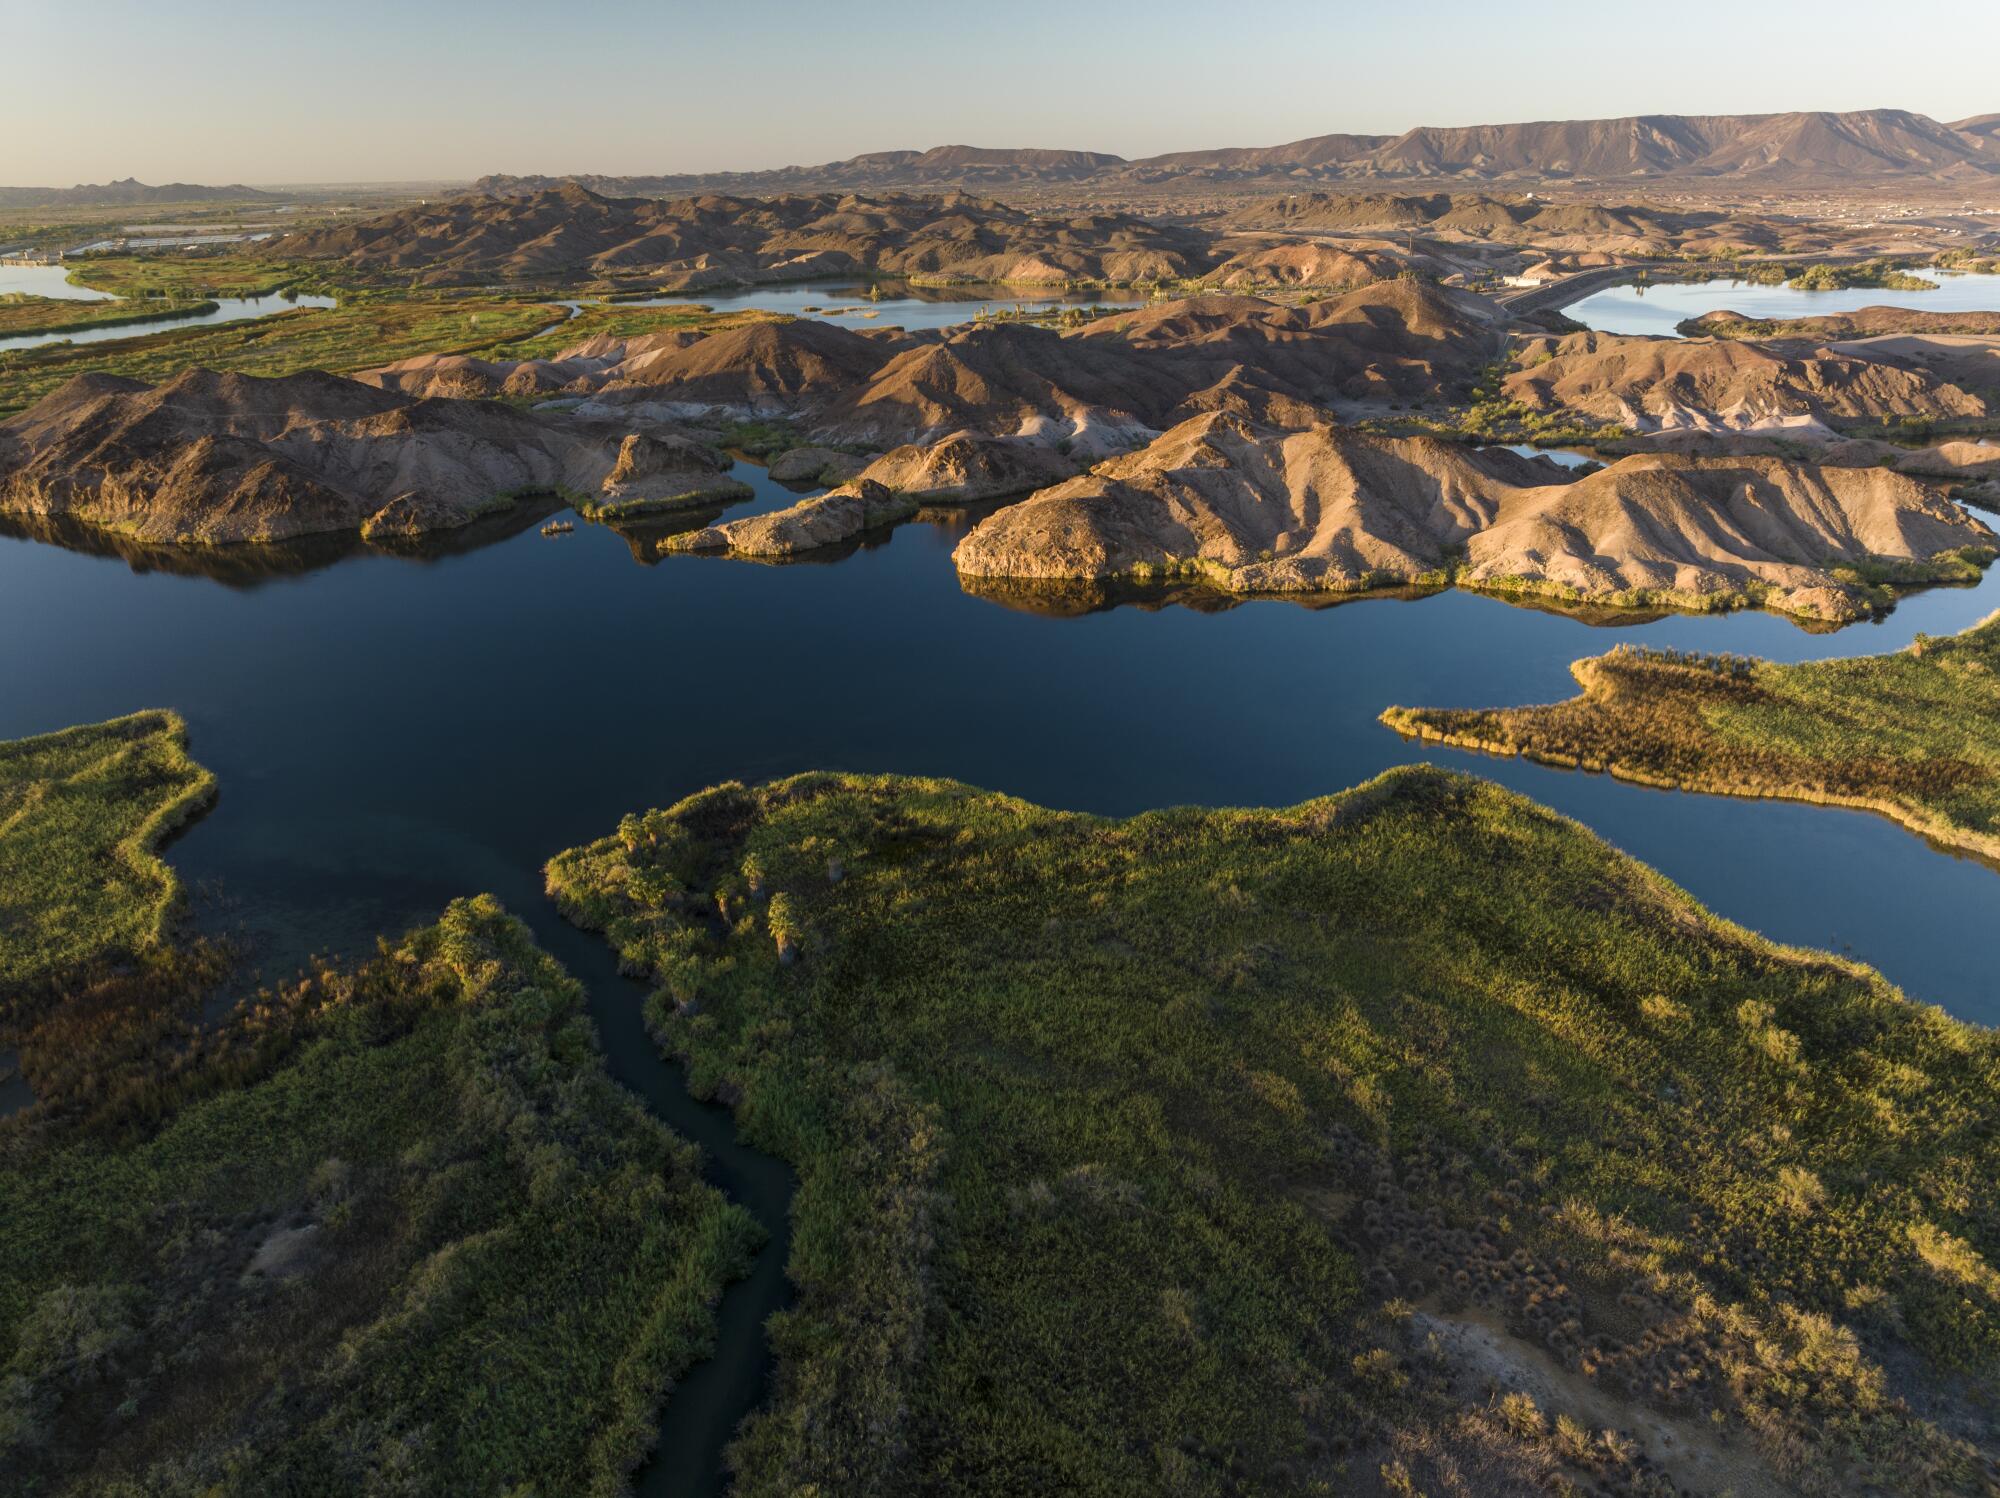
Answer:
1497;264;1653;314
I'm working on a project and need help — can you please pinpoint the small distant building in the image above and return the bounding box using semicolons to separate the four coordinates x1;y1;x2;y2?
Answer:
1501;261;1564;289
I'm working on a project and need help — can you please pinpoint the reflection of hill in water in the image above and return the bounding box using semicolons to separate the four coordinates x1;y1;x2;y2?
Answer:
957;574;1874;632
0;500;565;588
631;501;981;570
957;575;1445;619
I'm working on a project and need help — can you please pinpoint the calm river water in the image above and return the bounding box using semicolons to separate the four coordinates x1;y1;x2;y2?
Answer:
1569;268;2000;337
7;463;1998;1491
3;471;1994;1022
576;279;1154;331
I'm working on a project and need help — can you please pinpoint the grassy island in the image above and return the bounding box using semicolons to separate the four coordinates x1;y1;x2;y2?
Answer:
0;296;221;340
549;767;2000;1498
0;718;758;1496
0;710;215;993
1383;611;2000;860
61;255;311;301
1786;261;1937;293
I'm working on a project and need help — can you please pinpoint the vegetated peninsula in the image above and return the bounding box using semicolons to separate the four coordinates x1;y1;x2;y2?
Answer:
0;714;758;1494
547;767;2000;1497
0;711;215;992
1383;610;2000;859
0;296;222;341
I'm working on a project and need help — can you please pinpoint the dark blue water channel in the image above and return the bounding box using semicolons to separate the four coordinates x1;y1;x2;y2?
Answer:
4;477;1994;1018
4;463;1997;1489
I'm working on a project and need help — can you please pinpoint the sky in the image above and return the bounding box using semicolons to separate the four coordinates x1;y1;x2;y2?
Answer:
5;0;1996;186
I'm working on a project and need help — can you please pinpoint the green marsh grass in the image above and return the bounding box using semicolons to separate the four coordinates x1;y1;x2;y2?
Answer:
548;767;2000;1495
1384;610;2000;859
0;711;215;994
0;895;758;1495
0;293;564;416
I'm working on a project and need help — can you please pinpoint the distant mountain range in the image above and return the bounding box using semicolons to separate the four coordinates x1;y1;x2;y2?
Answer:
478;110;2000;195
0;178;279;209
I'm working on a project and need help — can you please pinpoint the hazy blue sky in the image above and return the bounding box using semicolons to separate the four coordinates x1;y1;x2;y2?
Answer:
7;0;1995;185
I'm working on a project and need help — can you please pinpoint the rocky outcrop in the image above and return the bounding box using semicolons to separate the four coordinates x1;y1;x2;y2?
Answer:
0;368;732;545
951;414;1996;621
577;319;902;420
664;478;915;557
850;433;1078;501
357;489;509;540
579;431;750;517
767;445;869;485
663;433;1070;559
1199;240;1437;290
809;281;1507;447
1457;454;1994;620
1503;330;1989;432
951;413;1546;593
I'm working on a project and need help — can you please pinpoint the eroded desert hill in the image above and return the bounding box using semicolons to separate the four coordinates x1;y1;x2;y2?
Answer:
0;370;741;543
276;185;1219;289
1503;329;1992;431
951;412;1995;620
366;282;1509;450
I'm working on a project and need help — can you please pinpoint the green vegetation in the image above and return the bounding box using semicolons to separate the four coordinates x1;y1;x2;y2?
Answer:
1934;250;2000;276
969;300;1134;328
1679;310;2000;340
573;477;754;523
714;417;802;458
1423;395;1625;447
1467;544;1993;624
549;768;2000;1496
0;296;219;340
1787;260;1937;293
63;255;315;300
0;895;758;1496
0;711;214;994
0;280;792;417
0;293;563;416
1368;359;1628;447
1673;260;1942;294
1384;610;2000;860
0;716;758;1495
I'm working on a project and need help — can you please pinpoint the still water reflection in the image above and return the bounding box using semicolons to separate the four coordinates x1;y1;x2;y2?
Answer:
2;484;1994;1021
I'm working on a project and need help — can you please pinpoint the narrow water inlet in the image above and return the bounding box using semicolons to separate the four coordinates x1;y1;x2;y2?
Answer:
522;905;797;1498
